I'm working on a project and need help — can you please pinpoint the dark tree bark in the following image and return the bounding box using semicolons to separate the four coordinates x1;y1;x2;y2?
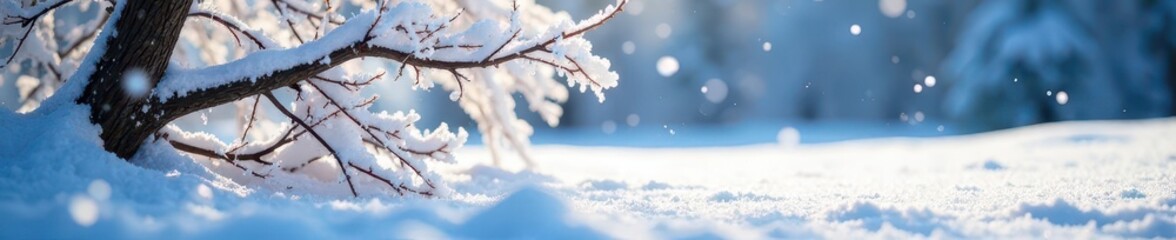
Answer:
76;0;192;158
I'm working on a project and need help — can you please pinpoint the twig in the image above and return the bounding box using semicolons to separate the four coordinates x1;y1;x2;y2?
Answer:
263;93;358;197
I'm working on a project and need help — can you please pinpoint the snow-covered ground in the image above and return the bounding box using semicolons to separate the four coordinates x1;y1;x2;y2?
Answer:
1;107;1174;239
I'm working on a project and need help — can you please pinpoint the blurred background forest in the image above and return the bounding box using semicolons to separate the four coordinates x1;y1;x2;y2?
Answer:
3;0;1175;146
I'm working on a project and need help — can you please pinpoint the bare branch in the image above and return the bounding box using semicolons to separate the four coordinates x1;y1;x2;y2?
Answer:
304;81;438;191
188;11;268;48
263;93;359;197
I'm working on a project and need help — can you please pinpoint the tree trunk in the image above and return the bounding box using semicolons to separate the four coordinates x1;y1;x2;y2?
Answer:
76;0;192;158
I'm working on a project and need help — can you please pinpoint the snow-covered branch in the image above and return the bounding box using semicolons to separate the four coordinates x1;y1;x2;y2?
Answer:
147;0;626;197
2;0;625;198
158;0;624;105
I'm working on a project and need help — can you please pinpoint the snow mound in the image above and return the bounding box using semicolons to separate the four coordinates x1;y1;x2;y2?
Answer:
824;201;949;235
1015;199;1176;238
2;106;1175;238
460;186;607;239
579;179;629;191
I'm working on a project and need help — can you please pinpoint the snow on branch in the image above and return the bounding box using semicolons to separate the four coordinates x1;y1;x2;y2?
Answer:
157;0;625;103
160;87;467;197
153;0;626;197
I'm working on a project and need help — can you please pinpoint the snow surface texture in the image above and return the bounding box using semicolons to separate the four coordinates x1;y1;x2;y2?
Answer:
1;106;1175;239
